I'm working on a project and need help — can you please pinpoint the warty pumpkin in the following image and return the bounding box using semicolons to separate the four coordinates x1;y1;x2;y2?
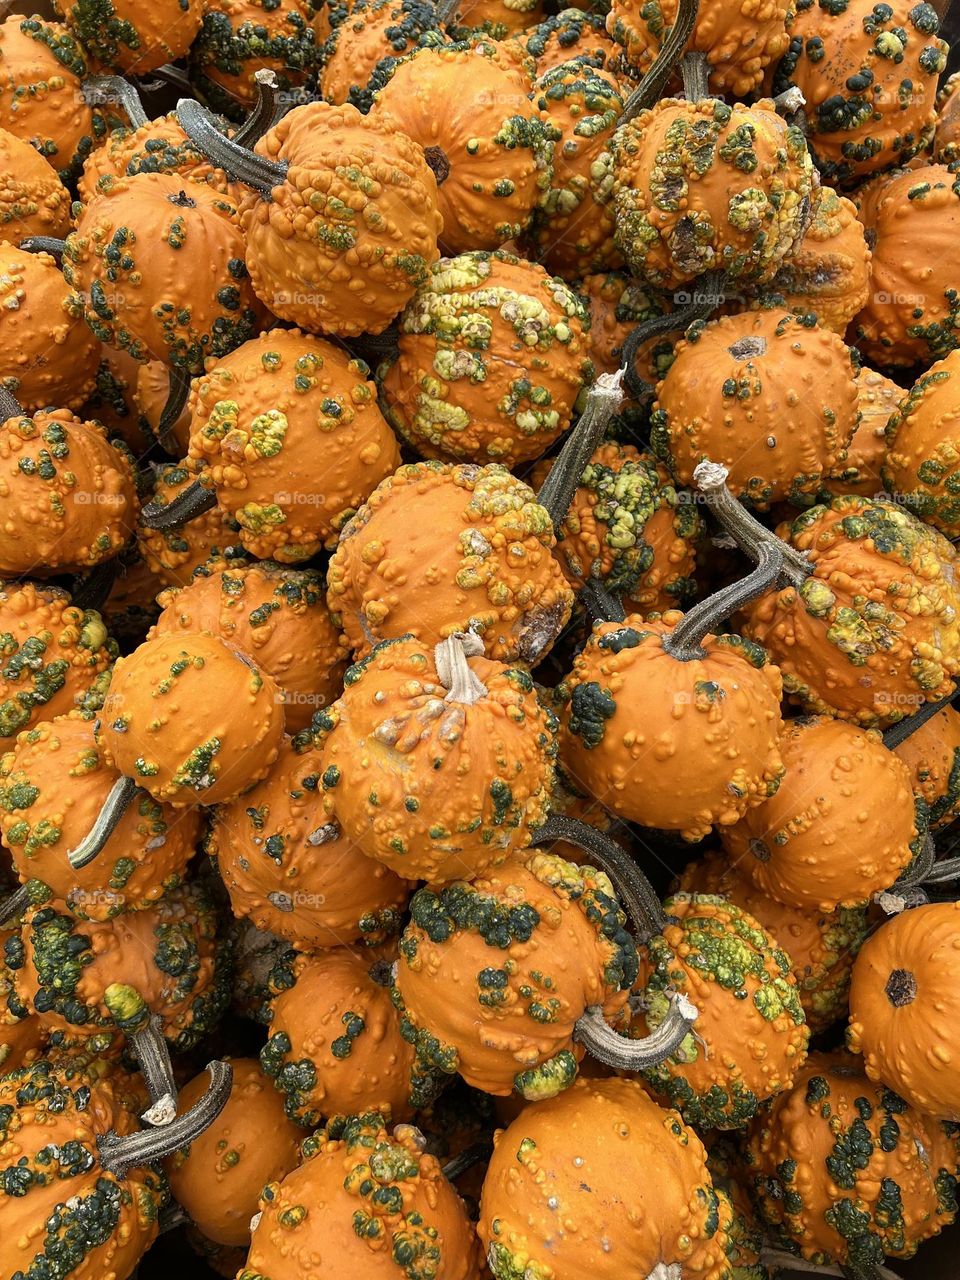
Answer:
479;1075;732;1280
0;582;116;739
852;163;960;368
822;365;901;498
313;631;557;884
847;900;960;1122
507;7;620;76
319;0;443;112
0;919;45;1072
210;734;412;951
0;125;71;240
651;309;860;509
137;461;246;590
890;701;960;829
62;170;261;374
367;44;552;256
0;241;101;413
152;562;348;733
882;350;960;535
720;714;920;913
53;0;203;74
745;1050;960;1271
455;0;544;36
260;943;428;1125
773;0;947;187
0;709;200;921
178;97;443;337
165;1056;302;1248
935;69;960;163
240;1110;484;1280
378;249;594;467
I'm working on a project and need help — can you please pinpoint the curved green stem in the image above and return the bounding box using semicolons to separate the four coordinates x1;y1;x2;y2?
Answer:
663;542;783;661
621;0;701;123
0;388;24;420
177;99;288;196
0;883;31;927
619;271;724;401
693;461;813;588
141;478;217;530
98;1060;234;1177
680;50;710;100
575;994;698;1070
233;69;285;149
156;366;192;456
19;236;67;264
68;776;141;870
531;814;667;942
537;371;625;533
83;76;149;129
882;687;958;751
104;984;177;1126
581;577;626;625
71;562;118;613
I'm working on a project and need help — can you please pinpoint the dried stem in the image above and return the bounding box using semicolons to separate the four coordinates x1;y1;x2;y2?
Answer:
177;98;288;196
141;478;217;529
83;75;149;129
882;687;958;751
104;984;177;1127
233;69;285;149
576;994;698;1070
663;542;783;660
156;365;192;455
693;461;812;587
680;50;710;100
68;775;140;870
435;632;487;704
537;371;625;532
621;0;701;122
619;271;724;401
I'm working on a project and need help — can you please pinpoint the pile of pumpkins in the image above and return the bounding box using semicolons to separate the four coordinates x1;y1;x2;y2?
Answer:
5;0;960;1276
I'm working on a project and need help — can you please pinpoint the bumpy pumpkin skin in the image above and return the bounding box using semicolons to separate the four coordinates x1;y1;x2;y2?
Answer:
10;881;230;1052
745;1050;960;1268
509;7;620;76
369;46;552;257
261;945;425;1126
326;461;574;664
824;366;901;498
211;736;412;951
0;243;101;413
55;0;202;73
165;1057;302;1248
740;497;960;726
0;16;108;184
0;126;71;240
721;716;919;913
532;443;702;612
0;583;117;739
320;0;441;113
137;462;246;590
479;1076;732;1280
883;351;960;534
612;98;816;291
315;635;556;884
707;1141;768;1280
96;631;285;807
153;563;348;733
652;311;860;509
456;0;544;36
0;408;138;575
241;1111;483;1280
0;1059;164;1280
935;69;960;163
848;901;960;1121
394;852;637;1099
853;164;960;367
0;922;45;1072
191;0;321;117
243;102;442;337
678;848;869;1034
774;0;947;188
0;711;200;921
633;894;809;1131
380;251;593;467
891;704;960;829
558;615;784;842
63;172;261;374
763;185;872;335
607;0;792;99
187;329;400;562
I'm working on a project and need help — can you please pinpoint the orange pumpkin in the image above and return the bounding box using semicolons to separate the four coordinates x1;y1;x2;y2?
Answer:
0;921;45;1071
165;1057;302;1247
479;1076;732;1279
54;0;203;74
0;710;201;920
137;462;246;590
368;45;551;256
211;736;412;951
721;715;920;912
508;7;620;75
678;848;869;1034
882;350;960;534
577;270;680;415
0;582;117;739
315;632;556;884
651;310;860;509
0;242;101;413
152;563;348;733
0;126;71;240
773;0;947;187
891;702;960;829
455;0;544;36
320;0;443;111
823;366;901;497
327;461;574;664
935;69;960;163
379;250;594;467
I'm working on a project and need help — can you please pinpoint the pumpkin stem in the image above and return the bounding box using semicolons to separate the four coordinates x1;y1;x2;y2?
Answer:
619;271;724;401
575;994;699;1071
156;366;192;455
98;1060;234;1178
67;775;141;870
759;1250;902;1279
19;236;67;264
773;85;806;120
140;477;218;529
581;577;627;625
442;1138;494;1182
141;62;196;96
435;632;488;704
83;75;149;129
537;371;626;533
692;460;813;588
620;0;701;123
233;69;286;149
70;561;119;613
922;855;960;885
662;541;783;661
0;387;24;421
104;984;178;1127
177;98;288;197
423;146;451;186
159;1203;190;1234
531;814;667;941
680;50;710;100
881;686;958;750
0;883;31;927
